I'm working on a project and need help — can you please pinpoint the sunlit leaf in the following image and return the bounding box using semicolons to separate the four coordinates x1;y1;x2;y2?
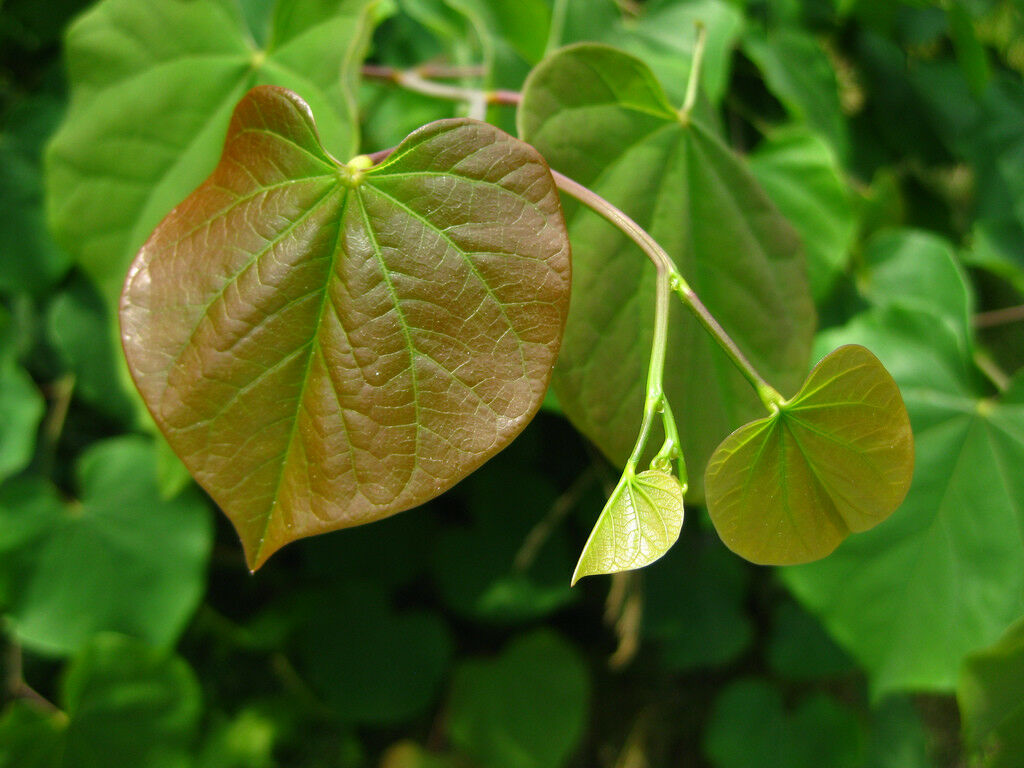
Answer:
783;307;1024;695
447;630;589;768
46;0;378;310
121;86;571;569
705;344;913;565
0;438;212;655
519;44;814;499
959;616;1024;768
571;469;684;585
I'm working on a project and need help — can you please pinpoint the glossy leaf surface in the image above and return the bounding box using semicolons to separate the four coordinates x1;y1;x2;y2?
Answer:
121;86;571;569
783;308;1024;695
47;0;377;309
706;344;913;565
571;469;684;585
519;44;814;498
0;438;212;655
959;616;1024;767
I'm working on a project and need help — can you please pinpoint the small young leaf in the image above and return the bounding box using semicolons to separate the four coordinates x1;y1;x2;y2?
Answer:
705;345;913;565
571;469;684;585
121;86;571;570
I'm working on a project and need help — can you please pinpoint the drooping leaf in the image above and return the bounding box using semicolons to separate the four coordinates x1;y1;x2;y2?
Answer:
959;616;1024;768
294;582;452;725
447;630;589;768
749;125;855;302
0;437;212;655
518;44;814;500
571;469;684;585
703;679;865;768
743;28;849;158
121;86;571;569
46;0;378;310
783;307;1024;695
705;344;913;565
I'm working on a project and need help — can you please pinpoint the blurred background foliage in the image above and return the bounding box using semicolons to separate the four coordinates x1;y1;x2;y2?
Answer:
3;0;1024;765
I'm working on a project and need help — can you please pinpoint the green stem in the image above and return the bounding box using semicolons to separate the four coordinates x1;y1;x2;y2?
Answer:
551;170;785;413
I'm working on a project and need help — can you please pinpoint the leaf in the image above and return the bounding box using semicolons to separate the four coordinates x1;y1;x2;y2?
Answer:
947;0;990;98
959;616;1024;768
0;437;212;655
62;634;203;768
0;634;202;768
749;125;856;302
46;0;378;310
46;276;136;424
447;630;589;768
610;0;745;106
0;357;44;485
703;679;865;768
518;44;815;500
571;470;684;585
431;461;578;622
121;86;571;569
294;583;452;725
857;229;973;347
642;528;753;671
742;28;849;158
0;93;71;295
705;344;913;565
782;307;1024;695
767;599;855;680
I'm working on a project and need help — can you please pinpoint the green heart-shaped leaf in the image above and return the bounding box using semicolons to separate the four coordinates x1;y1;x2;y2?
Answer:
121;86;571;570
705;344;913;565
46;0;377;310
571;469;684;585
518;44;815;499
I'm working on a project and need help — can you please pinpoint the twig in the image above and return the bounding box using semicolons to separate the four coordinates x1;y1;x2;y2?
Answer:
361;64;521;106
3;640;66;721
974;303;1024;328
514;466;598;572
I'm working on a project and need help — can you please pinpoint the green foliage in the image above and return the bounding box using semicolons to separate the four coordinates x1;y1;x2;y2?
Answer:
959;616;1024;767
518;43;814;498
3;0;1024;764
121;85;569;568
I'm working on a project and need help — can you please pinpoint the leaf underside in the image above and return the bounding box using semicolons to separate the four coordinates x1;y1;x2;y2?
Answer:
571;469;685;585
121;86;571;569
705;344;914;565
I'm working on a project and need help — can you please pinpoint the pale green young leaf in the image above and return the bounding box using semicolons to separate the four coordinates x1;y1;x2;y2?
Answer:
571;469;684;585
